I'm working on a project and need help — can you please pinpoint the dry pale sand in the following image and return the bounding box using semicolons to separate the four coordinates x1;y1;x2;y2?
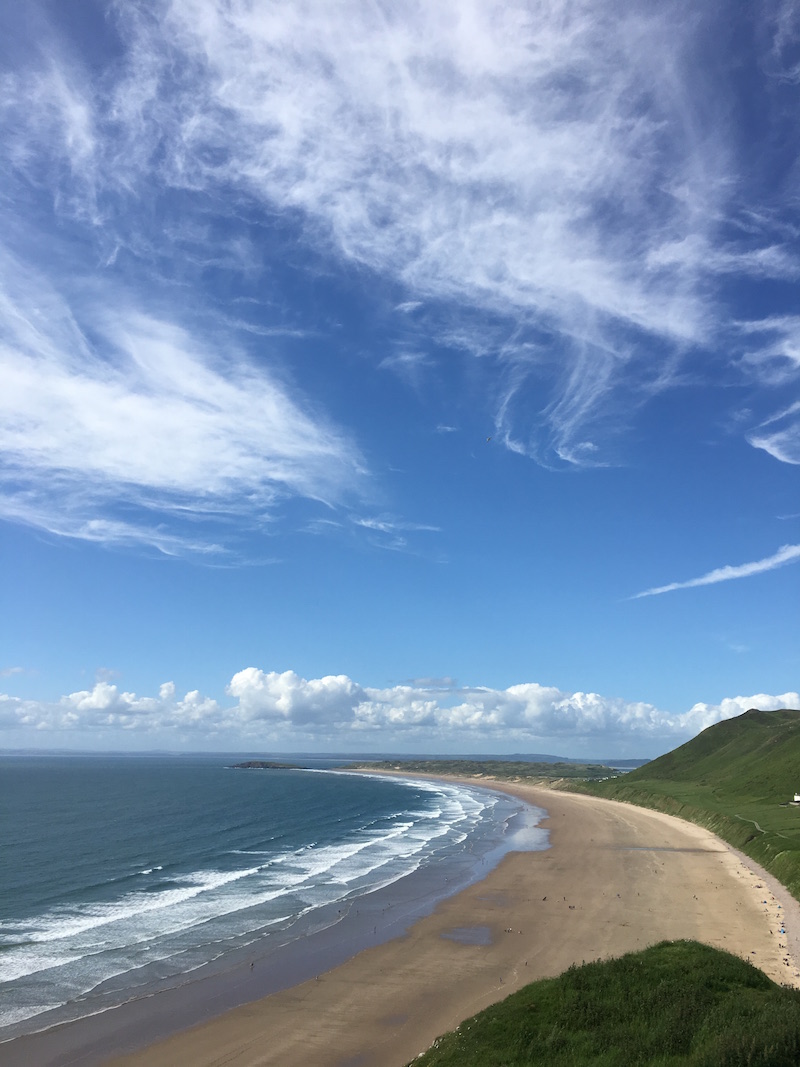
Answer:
107;782;800;1067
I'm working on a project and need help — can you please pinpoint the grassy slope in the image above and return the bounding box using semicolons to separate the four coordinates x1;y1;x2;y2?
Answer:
358;713;800;899
385;717;800;1063
570;709;800;901
394;714;800;1063
409;941;800;1067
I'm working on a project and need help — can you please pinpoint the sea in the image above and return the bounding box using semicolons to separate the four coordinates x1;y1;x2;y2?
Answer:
0;753;548;1050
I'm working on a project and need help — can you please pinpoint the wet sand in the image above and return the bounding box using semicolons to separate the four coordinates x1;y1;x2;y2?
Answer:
12;782;800;1067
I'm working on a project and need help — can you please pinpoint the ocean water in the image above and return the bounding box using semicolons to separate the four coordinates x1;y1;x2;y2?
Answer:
0;754;547;1044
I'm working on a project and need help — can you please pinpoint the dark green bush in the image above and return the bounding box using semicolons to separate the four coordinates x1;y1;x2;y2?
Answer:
410;942;800;1067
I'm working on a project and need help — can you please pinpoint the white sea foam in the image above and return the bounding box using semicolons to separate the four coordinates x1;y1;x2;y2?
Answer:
0;769;527;1039
4;867;263;946
4;811;471;986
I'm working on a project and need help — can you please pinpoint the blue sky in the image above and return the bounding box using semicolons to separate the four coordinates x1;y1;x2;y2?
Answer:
1;0;798;758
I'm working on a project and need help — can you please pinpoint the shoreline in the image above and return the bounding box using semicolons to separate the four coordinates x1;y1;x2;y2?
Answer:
0;774;543;1066
7;778;800;1066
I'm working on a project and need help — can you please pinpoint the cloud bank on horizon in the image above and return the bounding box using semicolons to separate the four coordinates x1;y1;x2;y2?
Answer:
1;0;798;753
2;669;798;757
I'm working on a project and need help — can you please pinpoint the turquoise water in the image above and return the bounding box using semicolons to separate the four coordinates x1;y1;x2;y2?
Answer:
0;754;546;1041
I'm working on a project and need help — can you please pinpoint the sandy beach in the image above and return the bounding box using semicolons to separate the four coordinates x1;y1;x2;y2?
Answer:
13;781;800;1067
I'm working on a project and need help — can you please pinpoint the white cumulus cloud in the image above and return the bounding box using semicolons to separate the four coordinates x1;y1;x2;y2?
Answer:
678;693;800;734
227;669;364;724
4;670;794;756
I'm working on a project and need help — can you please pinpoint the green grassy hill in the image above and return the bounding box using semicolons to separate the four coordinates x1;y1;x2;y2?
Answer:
409;940;800;1067
629;709;800;796
386;721;800;1064
578;708;800;900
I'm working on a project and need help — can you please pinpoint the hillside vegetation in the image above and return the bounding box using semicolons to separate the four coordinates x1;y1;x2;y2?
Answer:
408;940;800;1067
575;709;800;900
352;758;615;781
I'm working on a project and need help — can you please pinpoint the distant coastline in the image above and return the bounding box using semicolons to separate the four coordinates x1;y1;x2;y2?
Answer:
229;760;302;769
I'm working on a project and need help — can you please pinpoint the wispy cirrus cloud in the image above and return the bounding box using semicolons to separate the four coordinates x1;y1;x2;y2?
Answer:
378;347;434;391
738;316;800;378
762;0;800;82
3;0;800;527
113;0;718;464
5;0;759;468
731;317;800;463
748;404;800;465
0;247;364;556
350;514;440;553
632;543;800;599
353;516;439;534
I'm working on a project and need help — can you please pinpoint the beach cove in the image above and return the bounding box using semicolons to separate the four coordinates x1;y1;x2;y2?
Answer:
11;777;800;1067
